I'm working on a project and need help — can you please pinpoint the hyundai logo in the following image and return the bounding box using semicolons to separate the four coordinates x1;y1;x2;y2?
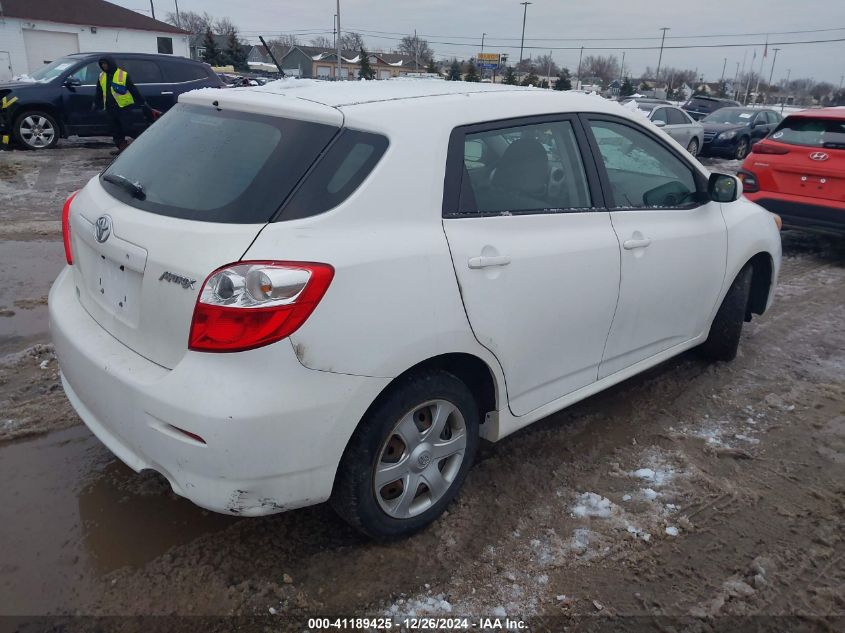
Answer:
809;152;829;162
94;215;112;243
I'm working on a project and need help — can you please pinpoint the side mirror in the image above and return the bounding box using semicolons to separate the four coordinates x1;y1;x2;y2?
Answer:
652;119;666;128
709;172;741;202
63;77;81;88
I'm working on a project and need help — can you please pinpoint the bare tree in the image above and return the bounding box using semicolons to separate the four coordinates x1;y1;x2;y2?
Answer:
310;35;333;49
399;34;433;68
165;10;210;35
268;34;300;48
213;17;238;37
533;54;558;78
581;55;619;85
339;32;366;52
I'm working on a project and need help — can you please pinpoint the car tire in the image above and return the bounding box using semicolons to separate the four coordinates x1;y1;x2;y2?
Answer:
687;138;699;156
331;369;480;539
13;110;60;150
734;137;750;160
699;265;752;362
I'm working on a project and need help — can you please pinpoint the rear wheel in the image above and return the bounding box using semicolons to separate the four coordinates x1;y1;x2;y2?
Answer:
734;137;750;160
13;110;59;150
699;265;752;361
687;137;699;156
331;370;479;539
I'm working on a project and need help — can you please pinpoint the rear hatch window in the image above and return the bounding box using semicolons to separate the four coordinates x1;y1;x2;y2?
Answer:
771;116;845;149
686;97;718;111
100;103;339;223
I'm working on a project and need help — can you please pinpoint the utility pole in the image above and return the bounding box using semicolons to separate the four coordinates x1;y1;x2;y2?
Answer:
619;50;625;86
720;57;727;83
576;45;583;89
149;0;156;20
481;32;486;53
414;29;419;70
654;27;669;97
336;0;342;80
518;2;532;81
173;0;181;28
333;14;337;49
766;48;781;104
546;50;552;89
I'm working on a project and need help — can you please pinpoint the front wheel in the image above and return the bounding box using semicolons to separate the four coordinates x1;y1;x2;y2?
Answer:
699;265;752;361
687;137;699;156
734;137;750;160
13;110;59;149
331;370;480;539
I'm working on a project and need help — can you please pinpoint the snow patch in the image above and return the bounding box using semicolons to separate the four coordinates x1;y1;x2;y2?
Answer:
571;492;617;518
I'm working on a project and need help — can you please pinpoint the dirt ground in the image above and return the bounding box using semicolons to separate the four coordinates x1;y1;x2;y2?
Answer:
0;142;843;631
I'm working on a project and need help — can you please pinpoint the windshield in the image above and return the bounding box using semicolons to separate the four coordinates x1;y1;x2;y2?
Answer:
770;117;845;149
702;108;756;125
101;104;340;223
20;58;78;83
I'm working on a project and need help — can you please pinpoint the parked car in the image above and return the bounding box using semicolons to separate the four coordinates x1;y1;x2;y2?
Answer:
700;107;782;159
682;95;740;121
0;52;223;149
637;102;704;155
739;107;845;235
49;81;781;539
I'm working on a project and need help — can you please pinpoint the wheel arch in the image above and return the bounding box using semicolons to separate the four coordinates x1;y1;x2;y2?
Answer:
12;103;66;138
746;251;774;319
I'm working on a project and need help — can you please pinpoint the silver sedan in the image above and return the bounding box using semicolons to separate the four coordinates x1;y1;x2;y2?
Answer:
639;103;705;156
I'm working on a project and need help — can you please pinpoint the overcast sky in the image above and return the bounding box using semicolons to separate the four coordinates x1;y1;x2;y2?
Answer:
118;0;845;85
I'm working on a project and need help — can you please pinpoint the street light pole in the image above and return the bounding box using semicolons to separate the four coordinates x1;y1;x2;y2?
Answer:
654;27;669;97
720;57;727;83
149;0;156;20
481;32;486;53
518;2;532;82
336;0;342;80
619;50;625;86
767;48;781;104
576;45;583;89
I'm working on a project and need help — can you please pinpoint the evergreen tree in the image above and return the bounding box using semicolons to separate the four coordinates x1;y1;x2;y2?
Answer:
224;31;247;71
620;77;634;97
447;59;462;81
425;58;437;74
201;29;224;66
554;67;572;90
358;48;375;80
521;66;540;87
503;66;518;85
464;61;480;82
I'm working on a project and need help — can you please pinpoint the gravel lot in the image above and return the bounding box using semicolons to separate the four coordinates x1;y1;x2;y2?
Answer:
0;140;843;631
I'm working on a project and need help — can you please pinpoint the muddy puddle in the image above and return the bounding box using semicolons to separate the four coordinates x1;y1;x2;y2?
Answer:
0;426;238;615
0;240;65;351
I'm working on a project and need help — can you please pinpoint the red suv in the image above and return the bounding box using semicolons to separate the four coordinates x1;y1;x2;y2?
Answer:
738;108;845;235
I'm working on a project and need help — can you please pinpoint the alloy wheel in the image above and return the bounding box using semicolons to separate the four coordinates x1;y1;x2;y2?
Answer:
19;115;56;149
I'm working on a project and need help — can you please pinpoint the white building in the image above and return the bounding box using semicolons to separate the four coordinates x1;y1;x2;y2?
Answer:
0;0;189;81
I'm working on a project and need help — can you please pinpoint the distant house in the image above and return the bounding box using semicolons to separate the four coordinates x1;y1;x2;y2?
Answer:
248;45;421;79
0;0;189;80
189;33;230;61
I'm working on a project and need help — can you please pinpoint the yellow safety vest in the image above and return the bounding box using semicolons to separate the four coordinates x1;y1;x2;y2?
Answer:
99;68;135;108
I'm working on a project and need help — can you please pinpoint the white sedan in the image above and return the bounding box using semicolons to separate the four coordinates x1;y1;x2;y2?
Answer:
50;80;782;539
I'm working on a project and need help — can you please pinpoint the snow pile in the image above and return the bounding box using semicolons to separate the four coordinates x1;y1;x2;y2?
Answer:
571;492;617;518
385;594;453;617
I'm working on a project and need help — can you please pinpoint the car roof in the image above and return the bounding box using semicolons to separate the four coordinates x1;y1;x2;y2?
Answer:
67;52;206;65
180;78;636;131
784;107;845;120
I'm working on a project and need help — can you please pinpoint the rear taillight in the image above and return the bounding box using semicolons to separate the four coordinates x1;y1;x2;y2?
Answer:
188;261;334;352
62;191;79;265
752;143;789;155
737;169;759;194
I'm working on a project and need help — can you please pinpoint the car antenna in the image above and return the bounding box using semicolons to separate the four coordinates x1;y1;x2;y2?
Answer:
259;36;285;78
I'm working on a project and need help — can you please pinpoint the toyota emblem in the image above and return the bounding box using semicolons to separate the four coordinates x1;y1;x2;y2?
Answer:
94;215;112;243
809;151;829;161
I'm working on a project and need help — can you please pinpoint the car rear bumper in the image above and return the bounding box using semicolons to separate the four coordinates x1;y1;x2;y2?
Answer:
744;192;845;234
49;266;390;516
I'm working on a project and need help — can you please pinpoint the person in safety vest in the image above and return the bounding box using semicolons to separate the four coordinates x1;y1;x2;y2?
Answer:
93;56;154;153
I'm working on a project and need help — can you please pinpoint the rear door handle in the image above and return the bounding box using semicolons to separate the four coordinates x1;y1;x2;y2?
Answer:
468;255;511;269
623;238;652;250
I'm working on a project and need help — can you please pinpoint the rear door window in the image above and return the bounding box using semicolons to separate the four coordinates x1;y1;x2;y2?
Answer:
159;59;210;83
101;104;339;223
117;59;163;83
771;117;845;149
667;108;689;125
